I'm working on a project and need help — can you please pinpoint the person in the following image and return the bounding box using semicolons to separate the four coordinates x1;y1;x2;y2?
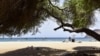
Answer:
72;38;75;42
68;37;71;41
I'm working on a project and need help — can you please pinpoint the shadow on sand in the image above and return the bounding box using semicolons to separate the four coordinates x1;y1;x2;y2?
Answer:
63;46;100;56
0;46;100;56
0;46;67;56
74;46;100;56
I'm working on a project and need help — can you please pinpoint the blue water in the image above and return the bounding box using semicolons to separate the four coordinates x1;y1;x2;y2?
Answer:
0;37;96;42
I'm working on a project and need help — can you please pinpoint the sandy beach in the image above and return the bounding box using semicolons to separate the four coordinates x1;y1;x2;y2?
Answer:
0;41;100;54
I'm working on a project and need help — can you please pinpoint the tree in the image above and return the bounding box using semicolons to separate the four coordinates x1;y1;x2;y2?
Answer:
0;0;100;41
54;0;100;41
0;0;49;35
0;0;67;36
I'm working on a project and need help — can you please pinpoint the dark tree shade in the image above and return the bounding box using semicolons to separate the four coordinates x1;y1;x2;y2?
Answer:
0;0;49;35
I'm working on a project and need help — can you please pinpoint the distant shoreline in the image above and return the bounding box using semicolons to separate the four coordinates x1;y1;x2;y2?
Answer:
0;37;96;42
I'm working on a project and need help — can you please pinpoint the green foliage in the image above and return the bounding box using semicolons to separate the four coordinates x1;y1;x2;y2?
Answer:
0;0;100;35
0;0;49;35
45;0;67;23
64;0;100;28
0;0;65;36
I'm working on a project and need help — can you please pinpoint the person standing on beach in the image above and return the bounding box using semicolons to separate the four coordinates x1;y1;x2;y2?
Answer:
68;36;75;42
68;37;71;41
71;34;76;42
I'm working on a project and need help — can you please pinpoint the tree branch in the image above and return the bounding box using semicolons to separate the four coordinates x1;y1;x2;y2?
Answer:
54;23;74;30
63;28;100;41
54;24;63;30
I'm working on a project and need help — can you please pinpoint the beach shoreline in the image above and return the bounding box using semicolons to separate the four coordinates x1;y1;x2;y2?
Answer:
0;41;100;54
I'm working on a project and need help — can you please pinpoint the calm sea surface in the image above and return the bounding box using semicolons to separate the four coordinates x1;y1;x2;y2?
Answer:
0;37;97;42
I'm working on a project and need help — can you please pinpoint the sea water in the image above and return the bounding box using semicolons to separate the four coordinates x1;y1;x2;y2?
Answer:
0;37;96;42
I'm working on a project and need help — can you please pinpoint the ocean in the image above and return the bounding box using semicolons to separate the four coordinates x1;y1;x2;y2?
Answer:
0;37;97;42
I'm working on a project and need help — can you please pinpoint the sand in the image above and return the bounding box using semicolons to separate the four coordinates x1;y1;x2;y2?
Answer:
0;41;100;54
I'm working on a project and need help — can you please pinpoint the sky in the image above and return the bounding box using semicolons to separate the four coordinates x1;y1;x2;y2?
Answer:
1;0;100;38
90;10;100;29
